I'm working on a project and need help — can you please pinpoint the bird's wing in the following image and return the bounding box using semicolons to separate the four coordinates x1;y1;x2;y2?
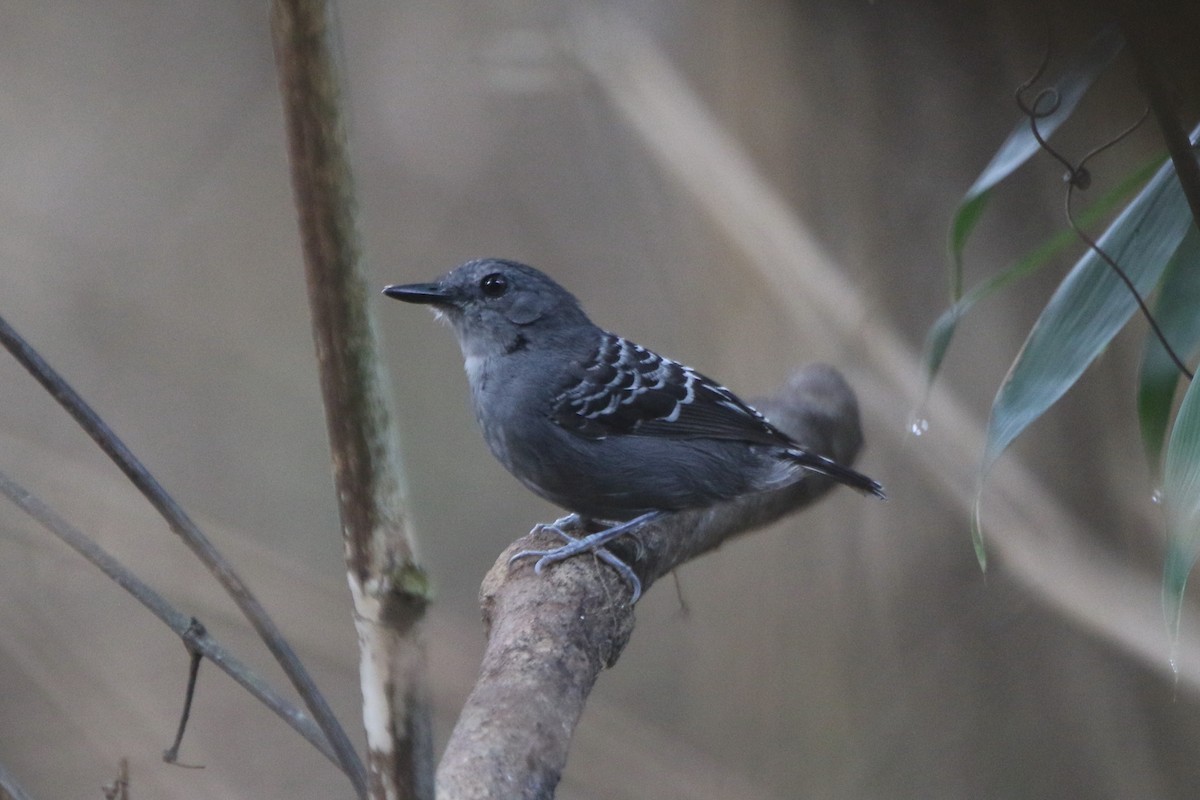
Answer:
550;333;788;445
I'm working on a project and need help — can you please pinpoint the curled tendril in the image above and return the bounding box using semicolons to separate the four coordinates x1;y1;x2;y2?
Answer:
1017;80;1081;186
1015;28;1054;106
1017;86;1062;120
1016;49;1193;381
1062;107;1192;381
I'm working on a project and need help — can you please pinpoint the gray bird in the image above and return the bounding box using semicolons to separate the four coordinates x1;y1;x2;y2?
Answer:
384;258;883;601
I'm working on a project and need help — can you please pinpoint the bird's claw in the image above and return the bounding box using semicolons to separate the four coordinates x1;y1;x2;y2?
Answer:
507;547;555;569
509;514;653;603
625;531;647;561
531;513;583;542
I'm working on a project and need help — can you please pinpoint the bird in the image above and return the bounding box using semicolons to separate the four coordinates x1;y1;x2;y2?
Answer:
383;258;883;601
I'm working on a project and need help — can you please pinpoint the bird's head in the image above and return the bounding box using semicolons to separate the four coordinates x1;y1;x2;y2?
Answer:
383;258;593;358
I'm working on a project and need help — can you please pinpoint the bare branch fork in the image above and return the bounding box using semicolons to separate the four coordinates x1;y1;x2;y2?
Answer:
0;313;366;793
436;364;870;799
0;468;341;767
3;2;428;797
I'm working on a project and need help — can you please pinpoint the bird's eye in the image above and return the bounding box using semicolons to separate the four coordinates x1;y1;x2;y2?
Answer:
480;272;509;298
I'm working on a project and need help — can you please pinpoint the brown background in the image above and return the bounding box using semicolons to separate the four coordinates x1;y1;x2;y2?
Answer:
2;2;1198;798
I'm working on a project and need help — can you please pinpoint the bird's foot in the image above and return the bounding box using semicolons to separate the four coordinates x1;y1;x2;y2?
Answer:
510;511;663;603
533;513;647;559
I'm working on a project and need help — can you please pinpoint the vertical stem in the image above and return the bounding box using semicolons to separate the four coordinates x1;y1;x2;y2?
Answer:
1122;13;1200;230
268;2;433;799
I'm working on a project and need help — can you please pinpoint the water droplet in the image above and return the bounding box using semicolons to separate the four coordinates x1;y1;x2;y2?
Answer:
908;416;929;437
1152;488;1164;505
1168;622;1183;698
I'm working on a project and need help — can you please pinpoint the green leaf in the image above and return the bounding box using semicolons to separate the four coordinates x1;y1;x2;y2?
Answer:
973;146;1197;567
1163;374;1200;650
1137;227;1200;473
948;24;1124;299
923;154;1163;393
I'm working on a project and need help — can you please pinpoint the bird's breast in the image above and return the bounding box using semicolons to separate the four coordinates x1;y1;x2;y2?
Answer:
463;353;486;388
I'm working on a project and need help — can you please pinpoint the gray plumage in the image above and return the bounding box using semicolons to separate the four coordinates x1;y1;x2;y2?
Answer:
384;258;883;600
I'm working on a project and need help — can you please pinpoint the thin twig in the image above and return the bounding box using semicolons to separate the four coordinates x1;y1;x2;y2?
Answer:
269;1;431;798
0;316;366;795
0;468;344;769
163;621;206;767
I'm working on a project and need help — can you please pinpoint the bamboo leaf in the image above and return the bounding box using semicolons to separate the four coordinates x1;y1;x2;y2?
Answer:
1137;227;1200;473
1163;374;1200;649
972;146;1197;566
924;154;1162;391
948;24;1124;298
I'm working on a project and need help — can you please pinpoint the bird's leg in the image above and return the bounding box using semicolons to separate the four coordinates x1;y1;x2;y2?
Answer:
510;511;664;603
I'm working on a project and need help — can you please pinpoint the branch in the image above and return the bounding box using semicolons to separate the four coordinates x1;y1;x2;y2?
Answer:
0;469;342;767
436;364;868;799
268;2;431;798
0;313;365;794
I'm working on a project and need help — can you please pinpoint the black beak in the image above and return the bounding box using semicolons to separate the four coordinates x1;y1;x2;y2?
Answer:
382;282;453;305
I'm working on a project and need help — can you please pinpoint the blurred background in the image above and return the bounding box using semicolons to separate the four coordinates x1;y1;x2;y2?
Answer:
2;1;1199;797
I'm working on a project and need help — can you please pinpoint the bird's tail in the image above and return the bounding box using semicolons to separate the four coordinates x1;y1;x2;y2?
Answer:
786;448;886;499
